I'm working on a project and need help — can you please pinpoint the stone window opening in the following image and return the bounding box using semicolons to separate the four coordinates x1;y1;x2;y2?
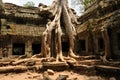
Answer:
12;43;25;55
15;18;27;24
98;38;104;51
79;40;86;51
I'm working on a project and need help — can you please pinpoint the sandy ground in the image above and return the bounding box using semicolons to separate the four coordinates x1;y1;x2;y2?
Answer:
0;70;110;80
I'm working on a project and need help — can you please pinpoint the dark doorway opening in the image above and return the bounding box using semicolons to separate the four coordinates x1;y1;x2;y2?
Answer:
98;38;104;51
32;44;41;55
79;40;86;51
12;43;25;55
62;42;69;52
117;33;120;50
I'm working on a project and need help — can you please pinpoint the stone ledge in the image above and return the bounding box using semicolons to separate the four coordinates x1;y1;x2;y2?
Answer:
95;65;120;75
42;62;69;71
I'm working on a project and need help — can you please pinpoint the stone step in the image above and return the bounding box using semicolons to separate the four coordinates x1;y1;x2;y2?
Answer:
95;65;120;75
42;62;69;71
69;63;96;75
77;59;102;65
78;55;99;61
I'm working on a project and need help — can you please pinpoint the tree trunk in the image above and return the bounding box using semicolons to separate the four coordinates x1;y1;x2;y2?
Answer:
0;19;1;33
101;27;111;63
51;29;56;58
40;0;79;62
41;31;47;57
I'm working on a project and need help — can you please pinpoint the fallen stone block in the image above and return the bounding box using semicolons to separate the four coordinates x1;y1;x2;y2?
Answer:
56;74;68;80
47;69;55;75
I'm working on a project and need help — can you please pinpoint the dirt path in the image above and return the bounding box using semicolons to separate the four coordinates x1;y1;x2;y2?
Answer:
0;70;109;80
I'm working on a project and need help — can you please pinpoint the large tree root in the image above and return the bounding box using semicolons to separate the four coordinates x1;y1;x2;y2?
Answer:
40;0;80;62
100;55;109;63
0;57;56;67
101;27;111;63
0;65;42;73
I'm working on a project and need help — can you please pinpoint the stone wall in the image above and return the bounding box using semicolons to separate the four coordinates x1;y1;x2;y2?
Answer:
77;0;120;57
110;28;120;57
0;35;42;58
0;36;12;58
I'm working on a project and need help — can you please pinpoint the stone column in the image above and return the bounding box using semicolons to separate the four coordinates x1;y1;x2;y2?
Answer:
101;28;111;58
25;40;32;57
86;37;89;53
7;39;12;58
0;19;1;34
93;34;99;52
0;42;2;57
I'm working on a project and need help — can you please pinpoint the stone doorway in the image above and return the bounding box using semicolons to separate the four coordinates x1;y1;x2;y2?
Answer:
32;44;41;55
98;38;104;52
62;42;69;56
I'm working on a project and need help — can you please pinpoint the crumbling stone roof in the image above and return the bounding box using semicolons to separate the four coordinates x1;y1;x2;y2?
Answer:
2;3;49;25
0;0;4;17
77;0;120;35
78;0;120;24
4;3;39;18
1;3;49;36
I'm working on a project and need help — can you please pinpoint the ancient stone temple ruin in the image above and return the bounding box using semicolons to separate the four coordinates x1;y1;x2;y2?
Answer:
0;0;120;61
0;0;120;79
0;3;49;57
77;0;120;61
0;2;73;58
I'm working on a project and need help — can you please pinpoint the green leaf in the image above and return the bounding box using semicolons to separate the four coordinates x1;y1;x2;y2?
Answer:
23;1;35;8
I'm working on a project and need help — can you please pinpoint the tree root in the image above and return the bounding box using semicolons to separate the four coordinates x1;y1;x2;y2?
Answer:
69;51;79;59
40;0;80;62
100;56;109;63
0;65;42;73
69;49;79;59
56;52;65;62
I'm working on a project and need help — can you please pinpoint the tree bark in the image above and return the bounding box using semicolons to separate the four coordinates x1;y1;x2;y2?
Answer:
51;29;56;58
62;1;79;58
40;0;79;62
101;27;111;63
41;30;47;57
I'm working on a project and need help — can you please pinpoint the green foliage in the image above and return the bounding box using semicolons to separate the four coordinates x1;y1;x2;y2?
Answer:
82;0;95;7
23;1;35;7
71;0;95;10
0;0;4;10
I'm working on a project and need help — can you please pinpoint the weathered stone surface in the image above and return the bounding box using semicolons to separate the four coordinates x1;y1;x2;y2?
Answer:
95;65;120;74
43;62;68;67
0;0;4;14
71;64;96;75
47;69;55;75
56;74;68;80
0;62;10;66
44;76;52;80
25;61;35;66
42;62;69;71
0;66;27;73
